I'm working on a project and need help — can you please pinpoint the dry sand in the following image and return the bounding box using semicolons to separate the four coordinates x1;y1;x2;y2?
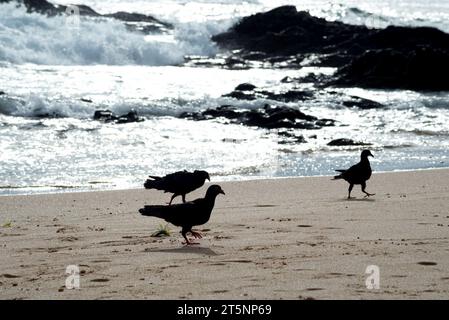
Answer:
1;169;449;299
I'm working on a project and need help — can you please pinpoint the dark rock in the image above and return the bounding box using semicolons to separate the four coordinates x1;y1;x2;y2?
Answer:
294;122;322;130
315;119;336;127
263;104;316;122
335;46;449;91
80;98;93;103
105;11;161;23
223;90;256;101
22;0;58;15
213;6;449;91
0;91;5;95
224;87;313;102
235;83;257;91
277;131;306;144
224;56;250;70
179;104;335;130
179;111;207;121
316;53;353;68
264;90;314;102
240;52;268;60
104;11;173;33
93;110;115;121
301;73;329;83
342;96;384;109
93;109;144;124
203;105;242;120
116;110;143;124
327;138;372;146
212;6;369;59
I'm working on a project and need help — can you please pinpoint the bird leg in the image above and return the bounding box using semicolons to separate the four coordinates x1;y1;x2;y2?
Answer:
181;228;200;245
182;194;186;203
168;194;178;205
361;183;375;198
347;184;354;199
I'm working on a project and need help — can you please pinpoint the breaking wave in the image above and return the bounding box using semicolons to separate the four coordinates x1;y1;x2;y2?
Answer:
0;2;231;65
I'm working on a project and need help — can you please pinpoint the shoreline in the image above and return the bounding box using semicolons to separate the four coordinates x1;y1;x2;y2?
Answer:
2;166;449;198
1;168;449;299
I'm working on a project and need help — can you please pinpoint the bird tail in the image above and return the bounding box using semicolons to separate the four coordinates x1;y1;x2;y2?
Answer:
139;205;167;218
143;176;161;189
332;170;346;180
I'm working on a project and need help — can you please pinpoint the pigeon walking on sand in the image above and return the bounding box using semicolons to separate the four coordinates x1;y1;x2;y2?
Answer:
139;185;225;245
144;170;210;205
333;150;375;199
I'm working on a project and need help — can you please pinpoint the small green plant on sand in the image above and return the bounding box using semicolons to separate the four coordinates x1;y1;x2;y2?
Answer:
2;221;12;228
151;224;171;237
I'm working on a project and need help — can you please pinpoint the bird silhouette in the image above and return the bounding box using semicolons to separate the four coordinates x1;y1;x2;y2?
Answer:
139;185;225;245
144;170;210;205
333;150;375;199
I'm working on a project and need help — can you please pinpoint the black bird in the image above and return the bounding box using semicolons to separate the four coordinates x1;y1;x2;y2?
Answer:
333;150;375;199
139;185;225;245
144;170;210;205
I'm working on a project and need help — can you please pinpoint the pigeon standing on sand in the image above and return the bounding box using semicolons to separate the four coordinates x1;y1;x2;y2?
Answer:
333;150;375;199
139;185;225;245
144;170;210;205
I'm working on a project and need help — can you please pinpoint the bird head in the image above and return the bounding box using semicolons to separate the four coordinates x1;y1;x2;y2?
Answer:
195;170;210;181
361;149;374;158
206;185;225;198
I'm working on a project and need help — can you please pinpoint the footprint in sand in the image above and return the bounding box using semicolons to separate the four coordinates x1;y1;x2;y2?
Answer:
214;235;232;240
306;288;324;291
255;204;277;207
212;289;229;293
418;261;438;266
56;226;80;234
91;259;111;263
1;274;20;279
208;262;226;266
90;278;110;283
60;236;78;242
88;226;105;232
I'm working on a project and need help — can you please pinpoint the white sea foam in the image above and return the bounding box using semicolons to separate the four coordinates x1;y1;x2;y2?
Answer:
0;2;231;65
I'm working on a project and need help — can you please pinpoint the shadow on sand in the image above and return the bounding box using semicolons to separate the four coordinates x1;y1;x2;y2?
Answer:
337;197;376;202
146;246;219;256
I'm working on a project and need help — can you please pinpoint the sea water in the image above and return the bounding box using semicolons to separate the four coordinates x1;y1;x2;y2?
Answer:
1;0;449;195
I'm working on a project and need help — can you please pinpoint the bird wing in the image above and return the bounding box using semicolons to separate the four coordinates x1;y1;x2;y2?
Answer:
139;200;203;227
342;162;360;176
340;162;371;183
145;170;191;192
335;169;346;173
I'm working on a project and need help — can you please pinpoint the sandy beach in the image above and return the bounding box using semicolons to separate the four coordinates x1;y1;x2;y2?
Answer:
1;168;449;300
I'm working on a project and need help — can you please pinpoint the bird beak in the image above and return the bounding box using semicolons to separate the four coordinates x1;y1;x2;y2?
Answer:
207;175;210;181
219;189;225;195
370;152;374;158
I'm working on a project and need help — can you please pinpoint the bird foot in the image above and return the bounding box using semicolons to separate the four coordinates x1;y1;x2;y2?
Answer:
364;193;375;198
347;196;355;200
189;231;203;239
